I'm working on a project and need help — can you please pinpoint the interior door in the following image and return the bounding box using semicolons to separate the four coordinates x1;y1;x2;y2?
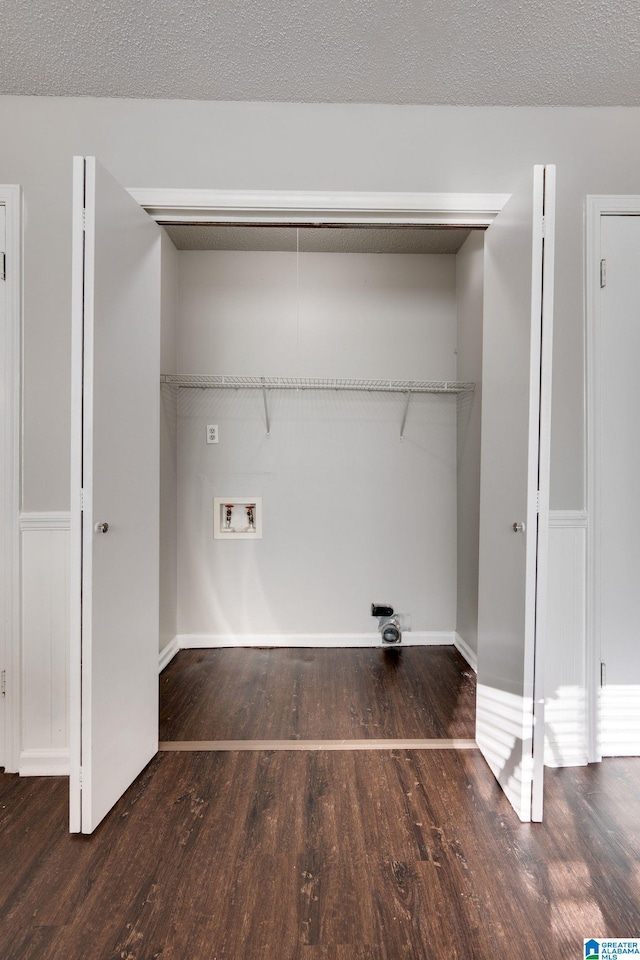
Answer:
597;214;640;757
70;157;161;834
476;165;556;823
0;204;6;770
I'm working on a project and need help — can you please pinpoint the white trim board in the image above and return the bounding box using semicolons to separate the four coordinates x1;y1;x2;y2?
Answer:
19;512;71;531
0;185;22;774
159;739;478;752
19;748;70;777
454;633;477;672
128;188;510;227
160;632;477;673
548;511;587;528
175;631;457;649
586;197;611;764
159;637;180;673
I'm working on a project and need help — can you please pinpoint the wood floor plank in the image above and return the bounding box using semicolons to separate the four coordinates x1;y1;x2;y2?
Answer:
296;948;380;959
2;753;640;959
159;646;476;742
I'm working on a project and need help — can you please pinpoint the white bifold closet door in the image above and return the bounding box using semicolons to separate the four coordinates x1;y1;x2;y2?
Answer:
70;157;162;834
477;165;556;823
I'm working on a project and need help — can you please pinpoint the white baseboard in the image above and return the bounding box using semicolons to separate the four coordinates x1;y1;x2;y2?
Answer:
19;748;70;777
454;632;477;672
159;636;180;672
175;631;457;649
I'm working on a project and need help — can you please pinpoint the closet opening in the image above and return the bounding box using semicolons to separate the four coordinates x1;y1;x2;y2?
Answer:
71;161;553;833
156;222;486;746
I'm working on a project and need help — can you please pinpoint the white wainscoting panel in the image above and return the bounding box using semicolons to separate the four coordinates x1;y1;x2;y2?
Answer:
20;513;70;776
544;511;588;767
600;684;640;756
18;507;588;775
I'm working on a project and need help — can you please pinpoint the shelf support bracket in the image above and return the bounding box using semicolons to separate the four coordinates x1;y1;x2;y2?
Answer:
262;383;271;438
400;391;411;441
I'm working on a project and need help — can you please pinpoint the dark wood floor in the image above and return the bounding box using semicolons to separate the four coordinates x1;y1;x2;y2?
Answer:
2;751;640;959
3;650;636;957
159;647;476;741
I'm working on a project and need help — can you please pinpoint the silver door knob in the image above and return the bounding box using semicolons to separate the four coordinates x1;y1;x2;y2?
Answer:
512;522;525;533
95;522;109;533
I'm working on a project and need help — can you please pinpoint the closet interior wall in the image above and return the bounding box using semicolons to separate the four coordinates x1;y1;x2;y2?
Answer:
159;232;179;654
455;232;485;662
158;228;484;652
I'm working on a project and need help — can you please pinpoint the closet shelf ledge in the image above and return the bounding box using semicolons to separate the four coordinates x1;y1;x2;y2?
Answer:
160;374;475;394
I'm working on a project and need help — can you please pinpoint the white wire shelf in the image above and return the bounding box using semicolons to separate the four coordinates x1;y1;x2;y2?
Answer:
160;374;475;394
161;374;474;440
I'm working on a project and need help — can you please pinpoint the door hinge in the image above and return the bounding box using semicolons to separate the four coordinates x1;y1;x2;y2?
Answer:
1;669;6;697
0;251;6;281
600;259;607;288
80;488;84;511
82;209;86;232
536;490;541;513
78;766;83;788
540;216;545;239
600;661;606;686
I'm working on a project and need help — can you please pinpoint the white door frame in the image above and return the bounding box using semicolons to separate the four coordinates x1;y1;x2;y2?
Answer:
586;195;640;763
127;188;510;229
0;185;22;774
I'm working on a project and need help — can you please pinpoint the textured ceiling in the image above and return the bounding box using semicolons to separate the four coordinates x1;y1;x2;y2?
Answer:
163;225;473;254
1;0;639;105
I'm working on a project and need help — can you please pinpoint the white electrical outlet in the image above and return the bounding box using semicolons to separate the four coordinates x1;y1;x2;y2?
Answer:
207;424;219;444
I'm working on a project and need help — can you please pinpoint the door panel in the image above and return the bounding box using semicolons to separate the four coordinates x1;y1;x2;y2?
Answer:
0;205;6;770
476;166;555;822
70;157;161;834
598;215;640;756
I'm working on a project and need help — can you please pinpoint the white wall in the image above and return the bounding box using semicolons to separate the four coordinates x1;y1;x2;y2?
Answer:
455;231;484;659
4;96;638;768
175;249;458;638
159;231;178;654
177;250;459;379
4;98;640;514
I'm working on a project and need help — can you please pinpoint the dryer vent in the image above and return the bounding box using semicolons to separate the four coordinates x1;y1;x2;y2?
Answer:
380;618;402;644
371;603;402;644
